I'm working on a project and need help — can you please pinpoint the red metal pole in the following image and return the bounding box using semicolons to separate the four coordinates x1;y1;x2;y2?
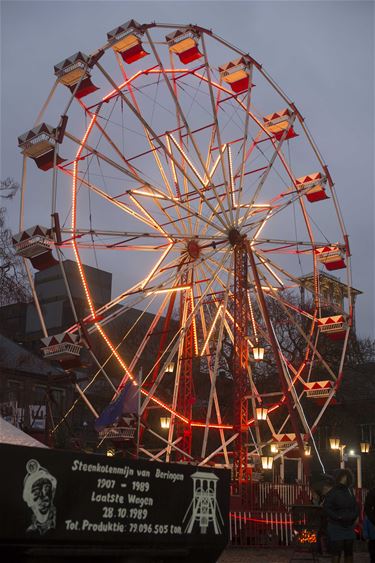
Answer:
232;238;251;497
175;269;194;460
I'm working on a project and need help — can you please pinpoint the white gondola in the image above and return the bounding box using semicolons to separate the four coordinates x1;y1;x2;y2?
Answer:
12;225;57;270
315;245;346;271
98;427;136;440
166;28;202;64
263;108;297;141
219;57;251;93
41;332;82;362
18;123;65;171
12;225;52;258
54;51;98;99
304;380;333;399
273;433;297;449
107;20;148;64
318;315;348;340
295;173;328;203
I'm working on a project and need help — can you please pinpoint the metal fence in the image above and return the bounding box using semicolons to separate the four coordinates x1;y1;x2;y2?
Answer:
248;483;313;510
229;484;367;547
230;510;294;547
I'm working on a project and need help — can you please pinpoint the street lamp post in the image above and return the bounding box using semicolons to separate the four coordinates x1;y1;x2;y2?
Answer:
348;450;363;489
330;437;346;468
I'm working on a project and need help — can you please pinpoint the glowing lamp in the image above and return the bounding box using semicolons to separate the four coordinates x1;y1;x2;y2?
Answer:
107;20;149;64
165;362;175;373
106;448;115;457
160;417;171;429
253;347;264;361
261;456;273;470
270;443;278;454
329;437;340;450
304;445;311;456
166;29;202;64
349;449;355;456
360;442;370;454
256;407;268;421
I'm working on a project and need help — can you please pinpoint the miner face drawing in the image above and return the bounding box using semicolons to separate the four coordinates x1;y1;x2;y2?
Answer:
23;459;57;534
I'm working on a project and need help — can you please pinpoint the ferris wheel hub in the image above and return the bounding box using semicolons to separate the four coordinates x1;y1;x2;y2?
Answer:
228;228;245;247
187;239;201;260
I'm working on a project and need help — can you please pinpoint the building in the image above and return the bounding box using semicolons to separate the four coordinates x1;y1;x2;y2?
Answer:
0;333;73;445
299;272;362;332
25;260;112;339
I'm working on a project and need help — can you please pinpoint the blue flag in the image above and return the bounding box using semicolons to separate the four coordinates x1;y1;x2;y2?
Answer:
94;381;139;432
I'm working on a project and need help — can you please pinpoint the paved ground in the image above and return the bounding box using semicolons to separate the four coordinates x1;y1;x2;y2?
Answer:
218;547;370;562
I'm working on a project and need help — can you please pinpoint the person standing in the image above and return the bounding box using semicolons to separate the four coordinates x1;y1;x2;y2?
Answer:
364;488;375;563
323;469;359;563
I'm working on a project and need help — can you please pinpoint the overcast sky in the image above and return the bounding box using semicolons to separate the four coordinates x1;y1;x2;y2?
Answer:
1;0;374;337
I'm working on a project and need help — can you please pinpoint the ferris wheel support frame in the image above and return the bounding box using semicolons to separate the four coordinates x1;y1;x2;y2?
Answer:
247;241;309;473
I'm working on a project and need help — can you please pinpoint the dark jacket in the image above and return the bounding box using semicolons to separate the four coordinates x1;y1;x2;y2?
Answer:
365;488;375;527
323;484;359;541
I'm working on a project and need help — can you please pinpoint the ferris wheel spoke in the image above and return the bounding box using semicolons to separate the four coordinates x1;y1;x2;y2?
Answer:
201;261;232;459
255;237;329;249
61;167;164;233
239;117;297;228
195;263;231;463
64;129;145;184
166;131;232;231
67;242;170;251
198;258;264;454
113;54;190;235
234;65;255;224
82;103;145;180
126;193;174;239
256;268;338;381
60;227;213;241
200;34;235;226
254;249;346;317
67;253;183;335
95;61;231;233
141;246;232;418
193;144;227;236
145;31;230;208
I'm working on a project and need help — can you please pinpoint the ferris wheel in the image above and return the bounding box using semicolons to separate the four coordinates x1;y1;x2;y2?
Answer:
15;20;352;484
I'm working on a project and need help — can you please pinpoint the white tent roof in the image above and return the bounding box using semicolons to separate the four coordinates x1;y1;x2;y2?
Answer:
0;417;48;448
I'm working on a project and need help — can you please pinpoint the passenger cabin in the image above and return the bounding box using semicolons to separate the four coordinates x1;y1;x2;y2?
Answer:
54;52;98;99
107;20;149;64
18;123;65;171
263;108;297;141
12;225;58;271
166;29;203;64
315;245;346;271
304;380;333;399
219;57;251;93
273;433;297;449
318;315;348;340
295;173;328;203
41;332;82;370
98;426;136;441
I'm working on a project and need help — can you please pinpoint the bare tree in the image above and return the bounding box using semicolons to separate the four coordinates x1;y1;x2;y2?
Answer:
0;179;31;306
1;178;20;200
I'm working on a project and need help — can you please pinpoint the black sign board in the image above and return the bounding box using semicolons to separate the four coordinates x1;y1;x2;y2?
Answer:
0;444;230;561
